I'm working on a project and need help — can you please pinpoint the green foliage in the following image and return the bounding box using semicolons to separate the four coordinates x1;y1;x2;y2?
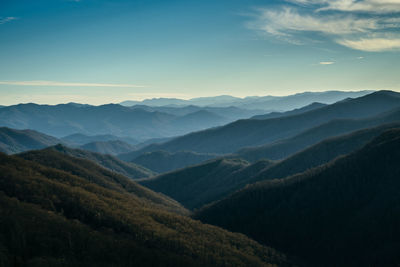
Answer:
132;150;216;173
46;144;155;179
140;158;253;209
0;127;60;154
196;129;400;266
0;151;289;266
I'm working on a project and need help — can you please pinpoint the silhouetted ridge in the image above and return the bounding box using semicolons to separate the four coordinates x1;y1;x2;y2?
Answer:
237;107;400;162
195;128;400;266
133;90;400;154
140;122;400;210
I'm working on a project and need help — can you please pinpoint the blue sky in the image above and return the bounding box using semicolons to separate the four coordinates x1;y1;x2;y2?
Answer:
1;0;400;105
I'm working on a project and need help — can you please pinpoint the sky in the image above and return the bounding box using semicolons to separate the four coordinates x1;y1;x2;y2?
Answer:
1;0;400;105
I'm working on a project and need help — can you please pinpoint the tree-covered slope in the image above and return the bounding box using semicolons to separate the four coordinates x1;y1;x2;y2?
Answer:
44;144;155;179
17;149;179;213
131;150;216;173
140;122;400;210
237;107;400;162
195;129;400;266
139;158;253;209
80;140;136;155
0;152;289;267
134;91;400;154
0;127;61;154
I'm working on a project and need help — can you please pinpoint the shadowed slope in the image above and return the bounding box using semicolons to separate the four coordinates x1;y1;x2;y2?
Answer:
195;129;400;266
237;107;400;162
140;122;400;210
0;152;289;266
134;91;400;154
46;144;155;179
0;127;61;154
131;150;216;173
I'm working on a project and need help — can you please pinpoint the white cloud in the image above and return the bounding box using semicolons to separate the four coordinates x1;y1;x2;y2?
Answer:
319;61;335;65
0;17;18;25
0;80;146;88
249;2;400;52
337;37;400;51
255;7;379;36
317;0;400;14
287;0;400;13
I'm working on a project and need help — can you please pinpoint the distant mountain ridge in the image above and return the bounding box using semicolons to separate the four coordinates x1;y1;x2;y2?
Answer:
120;90;372;110
0;103;256;139
131;91;400;155
237;106;400;162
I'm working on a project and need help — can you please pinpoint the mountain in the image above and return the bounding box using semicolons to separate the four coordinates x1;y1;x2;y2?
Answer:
195;129;400;266
0;103;254;140
131;150;216;173
139;158;253;209
251;102;326;120
62;133;139;146
120;90;372;110
140;122;400;209
0;151;289;266
237;107;400;162
121;98;189;107
121;95;243;107
0;127;62;154
170;110;229;133
80;140;136;155
130;105;264;121
16;149;182;213
233;90;373;110
45;144;154;179
133;91;400;154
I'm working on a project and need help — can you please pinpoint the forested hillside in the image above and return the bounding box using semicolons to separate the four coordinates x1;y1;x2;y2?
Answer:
0;152;289;266
196;129;400;266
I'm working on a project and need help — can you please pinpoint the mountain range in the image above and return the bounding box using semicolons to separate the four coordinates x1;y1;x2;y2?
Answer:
121;90;372;110
195;128;400;266
140;122;400;209
0;150;289;266
1;90;400;266
129;91;400;155
236;107;400;162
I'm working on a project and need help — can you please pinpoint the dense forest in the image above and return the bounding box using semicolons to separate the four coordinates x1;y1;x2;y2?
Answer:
0;152;289;266
195;129;400;266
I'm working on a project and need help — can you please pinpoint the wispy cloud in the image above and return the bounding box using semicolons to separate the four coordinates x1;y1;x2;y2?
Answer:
319;61;335;65
0;80;146;88
249;1;400;52
253;7;379;36
337;37;400;52
0;17;18;25
287;0;400;13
